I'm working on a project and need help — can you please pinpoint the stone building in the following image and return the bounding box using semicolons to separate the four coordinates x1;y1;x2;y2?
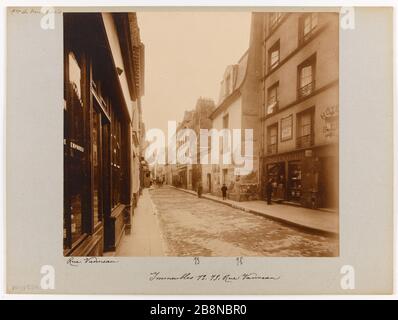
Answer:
259;12;339;209
191;98;216;193
171;98;215;191
63;13;145;256
209;14;264;201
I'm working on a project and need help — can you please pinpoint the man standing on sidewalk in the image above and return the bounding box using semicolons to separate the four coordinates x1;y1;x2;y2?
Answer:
197;182;203;198
221;184;228;200
266;178;273;205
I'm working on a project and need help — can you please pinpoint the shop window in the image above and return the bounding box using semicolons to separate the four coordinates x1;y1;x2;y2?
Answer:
111;110;122;209
266;162;285;200
268;40;280;71
269;12;283;31
64;50;85;249
296;108;314;148
297;54;316;98
267;124;278;155
92;107;102;227
288;161;302;202
280;115;293;141
266;82;279;115
299;13;318;43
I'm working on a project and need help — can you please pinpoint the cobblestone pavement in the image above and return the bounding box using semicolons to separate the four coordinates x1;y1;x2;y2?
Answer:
149;186;339;257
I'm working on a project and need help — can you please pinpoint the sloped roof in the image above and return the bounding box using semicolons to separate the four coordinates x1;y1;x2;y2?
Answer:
217;50;248;105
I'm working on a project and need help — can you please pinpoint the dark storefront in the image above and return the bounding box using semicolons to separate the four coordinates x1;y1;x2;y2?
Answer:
263;145;338;209
63;13;138;256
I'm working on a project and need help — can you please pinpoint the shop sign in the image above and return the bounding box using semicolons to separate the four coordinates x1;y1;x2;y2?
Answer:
70;142;84;153
265;150;305;163
321;105;339;138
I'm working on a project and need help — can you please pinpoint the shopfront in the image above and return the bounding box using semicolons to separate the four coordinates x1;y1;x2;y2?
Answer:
63;13;135;256
263;146;338;209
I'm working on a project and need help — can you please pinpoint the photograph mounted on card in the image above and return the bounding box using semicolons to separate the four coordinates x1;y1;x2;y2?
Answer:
5;6;393;295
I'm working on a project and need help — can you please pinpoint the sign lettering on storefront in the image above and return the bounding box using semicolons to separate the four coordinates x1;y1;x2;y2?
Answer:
70;142;84;153
321;105;339;138
265;150;306;163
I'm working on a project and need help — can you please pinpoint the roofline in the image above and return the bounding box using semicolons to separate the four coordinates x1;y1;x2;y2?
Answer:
210;48;250;120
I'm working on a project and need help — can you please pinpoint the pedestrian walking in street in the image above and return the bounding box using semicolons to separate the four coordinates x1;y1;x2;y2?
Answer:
197;183;203;198
221;183;228;200
266;178;273;205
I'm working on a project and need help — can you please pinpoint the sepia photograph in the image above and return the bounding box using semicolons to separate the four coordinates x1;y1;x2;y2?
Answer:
4;2;395;297
63;10;339;258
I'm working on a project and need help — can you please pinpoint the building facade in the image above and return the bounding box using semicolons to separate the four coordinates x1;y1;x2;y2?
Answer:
191;98;216;193
209;14;263;202
173;110;195;189
63;13;145;256
259;12;339;209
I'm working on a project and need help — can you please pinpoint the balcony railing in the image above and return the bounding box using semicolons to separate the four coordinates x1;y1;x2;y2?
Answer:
296;134;314;149
298;81;315;98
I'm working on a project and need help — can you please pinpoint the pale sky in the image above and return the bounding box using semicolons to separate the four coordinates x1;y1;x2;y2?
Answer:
137;11;251;135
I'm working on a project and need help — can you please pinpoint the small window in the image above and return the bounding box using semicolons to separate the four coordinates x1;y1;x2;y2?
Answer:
267;82;279;115
269;12;283;31
297;54;316;98
300;13;318;42
268;40;280;71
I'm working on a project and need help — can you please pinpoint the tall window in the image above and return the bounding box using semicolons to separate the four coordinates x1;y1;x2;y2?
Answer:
269;12;283;31
296;108;314;148
298;55;316;98
64;51;85;249
267;124;278;154
268;40;280;71
92;107;102;227
111;110;122;209
267;82;279;115
300;13;318;42
281;115;293;141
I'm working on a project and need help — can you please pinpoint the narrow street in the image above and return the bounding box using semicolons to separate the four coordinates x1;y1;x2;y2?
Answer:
149;186;338;257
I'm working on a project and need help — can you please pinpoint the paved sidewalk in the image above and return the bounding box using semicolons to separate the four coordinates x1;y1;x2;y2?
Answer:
173;187;339;235
114;188;165;256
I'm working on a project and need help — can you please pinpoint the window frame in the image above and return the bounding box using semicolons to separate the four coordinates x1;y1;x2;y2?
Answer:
269;12;283;31
299;13;319;43
296;107;315;149
266;81;279;115
280;114;293;142
267;123;279;155
297;54;316;99
268;40;280;71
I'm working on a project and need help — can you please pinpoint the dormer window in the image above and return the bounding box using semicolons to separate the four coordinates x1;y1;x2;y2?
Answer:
225;74;231;96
